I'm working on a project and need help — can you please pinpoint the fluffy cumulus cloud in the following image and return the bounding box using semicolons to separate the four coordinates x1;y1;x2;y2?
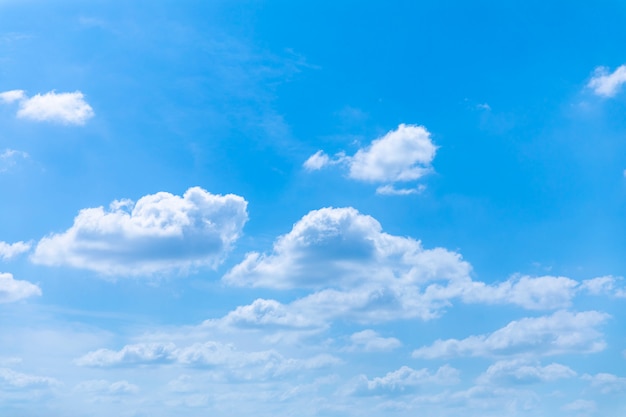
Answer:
31;187;248;276
304;124;437;194
349;365;460;396
477;359;576;385
221;207;597;328
0;272;41;303
588;65;626;97
345;330;402;352
0;89;94;125
412;310;609;359
0;240;31;260
76;341;340;380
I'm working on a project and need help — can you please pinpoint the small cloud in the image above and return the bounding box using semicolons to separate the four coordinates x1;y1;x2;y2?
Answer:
345;330;402;352
0;90;94;125
349;365;460;396
376;184;425;196
587;65;626;97
349;124;436;182
561;399;596;413
580;275;616;295
303;150;346;171
304;124;437;196
582;373;626;394
0;272;41;303
476;103;491;111
0;367;59;389
477;359;576;385
0;90;26;104
303;151;331;171
0;241;31;260
74;379;139;395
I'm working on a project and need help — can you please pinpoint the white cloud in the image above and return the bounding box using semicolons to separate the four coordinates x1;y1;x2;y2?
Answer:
477;359;576;385
0;89;26;103
74;379;139;395
349;124;437;182
221;207;474;324
76;342;177;367
76;341;340;380
588;65;626;97
458;275;579;310
582;373;626;394
304;124;437;194
217;298;319;329
0;90;94;125
0;272;41;303
350;365;460;396
0;240;31;260
376;184;425;196
224;207;468;290
345;330;402;352
562;399;596;413
0;149;29;173
412;310;609;359
0;368;59;389
31;187;248;276
303;150;331;171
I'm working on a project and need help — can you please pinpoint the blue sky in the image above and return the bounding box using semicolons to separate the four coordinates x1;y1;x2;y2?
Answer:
1;1;626;416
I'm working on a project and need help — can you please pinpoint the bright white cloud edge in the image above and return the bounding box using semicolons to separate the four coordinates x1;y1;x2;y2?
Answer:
303;124;437;194
31;187;248;276
0;89;94;125
0;272;41;303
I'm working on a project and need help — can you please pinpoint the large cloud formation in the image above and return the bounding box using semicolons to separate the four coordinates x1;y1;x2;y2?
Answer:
304;124;437;195
219;207;590;327
0;90;94;125
31;187;248;276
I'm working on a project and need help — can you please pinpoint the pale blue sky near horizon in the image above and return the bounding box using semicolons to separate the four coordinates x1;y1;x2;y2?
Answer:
1;1;626;416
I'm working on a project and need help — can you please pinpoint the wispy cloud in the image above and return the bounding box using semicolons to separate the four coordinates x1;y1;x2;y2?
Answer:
0;241;31;260
0;149;29;173
588;65;626;97
304;124;437;195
